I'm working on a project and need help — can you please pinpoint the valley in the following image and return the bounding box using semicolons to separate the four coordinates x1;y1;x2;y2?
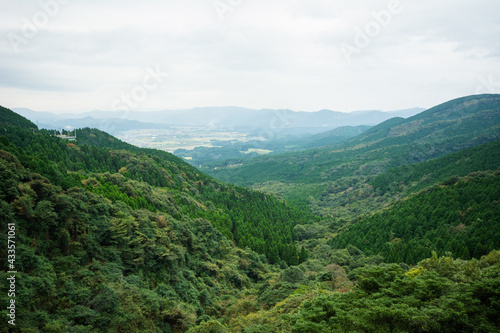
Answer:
115;127;260;153
3;1;499;331
211;95;500;218
1;95;500;332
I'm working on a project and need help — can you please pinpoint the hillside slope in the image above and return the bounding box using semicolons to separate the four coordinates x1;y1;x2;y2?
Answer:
2;103;500;332
370;139;500;195
0;109;316;266
212;94;500;184
192;252;500;332
0;105;37;129
0;151;273;331
330;170;500;264
0;107;325;331
210;94;500;217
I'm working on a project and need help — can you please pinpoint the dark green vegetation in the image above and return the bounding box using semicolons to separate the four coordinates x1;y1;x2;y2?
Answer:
0;152;268;331
0;122;312;267
331;170;500;264
0;105;37;130
203;252;500;333
0;106;315;331
1;95;500;332
370;139;500;195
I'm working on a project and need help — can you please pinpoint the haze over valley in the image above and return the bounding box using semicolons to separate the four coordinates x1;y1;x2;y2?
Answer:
15;106;425;164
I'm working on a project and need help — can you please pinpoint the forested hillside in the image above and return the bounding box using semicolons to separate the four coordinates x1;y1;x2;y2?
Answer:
331;170;500;264
211;94;500;218
0;108;324;331
0;123;314;266
198;252;500;332
370;139;500;195
0;105;37;129
0;151;271;331
212;94;500;184
1;102;500;332
305;138;500;219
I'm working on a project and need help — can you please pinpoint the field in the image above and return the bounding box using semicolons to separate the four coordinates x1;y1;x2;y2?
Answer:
116;127;259;153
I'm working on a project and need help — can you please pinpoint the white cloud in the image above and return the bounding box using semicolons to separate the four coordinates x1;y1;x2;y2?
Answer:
0;0;499;113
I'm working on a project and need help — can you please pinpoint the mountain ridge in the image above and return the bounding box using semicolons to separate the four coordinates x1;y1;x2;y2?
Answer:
2;99;500;332
211;94;500;184
209;94;500;221
12;106;425;136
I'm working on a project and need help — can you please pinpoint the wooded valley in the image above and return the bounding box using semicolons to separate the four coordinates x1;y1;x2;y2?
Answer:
1;95;499;332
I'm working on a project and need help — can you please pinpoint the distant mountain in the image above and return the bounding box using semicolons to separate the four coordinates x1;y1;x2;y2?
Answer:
12;108;165;134
294;125;372;149
13;106;425;136
212;94;500;184
210;94;500;218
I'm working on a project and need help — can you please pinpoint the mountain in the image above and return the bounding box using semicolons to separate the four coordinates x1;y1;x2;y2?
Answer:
370;139;500;195
9;107;59;123
210;94;500;216
2;103;500;332
211;94;500;183
0;148;272;331
0;124;313;266
342;94;500;150
331;169;500;264
46;116;165;134
12;108;165;134
292;125;372;149
0;107;321;331
0;105;37;129
13;106;425;136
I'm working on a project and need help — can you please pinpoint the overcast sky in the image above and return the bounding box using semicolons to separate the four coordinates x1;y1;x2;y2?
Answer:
1;0;499;113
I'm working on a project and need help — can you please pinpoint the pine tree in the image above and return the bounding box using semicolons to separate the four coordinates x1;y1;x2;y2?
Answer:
299;246;309;263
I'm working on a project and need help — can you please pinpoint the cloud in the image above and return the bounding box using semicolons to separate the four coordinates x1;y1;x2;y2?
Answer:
0;0;499;112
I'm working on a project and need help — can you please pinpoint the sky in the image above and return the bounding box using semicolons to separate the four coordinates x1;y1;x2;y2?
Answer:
0;0;499;113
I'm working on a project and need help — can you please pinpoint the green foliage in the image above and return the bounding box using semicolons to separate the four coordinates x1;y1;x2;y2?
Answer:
0;105;37;129
330;170;500;264
3;101;500;332
0;114;316;265
186;320;229;333
281;253;500;332
0;150;279;331
280;266;305;284
213;95;500;185
0;108;319;331
208;252;500;332
371;139;500;195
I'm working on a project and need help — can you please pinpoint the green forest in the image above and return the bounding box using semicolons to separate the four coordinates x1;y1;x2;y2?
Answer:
1;95;500;332
0;118;313;267
331;170;500;264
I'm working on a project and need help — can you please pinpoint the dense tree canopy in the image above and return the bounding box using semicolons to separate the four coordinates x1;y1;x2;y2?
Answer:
1;102;499;332
331;170;500;264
